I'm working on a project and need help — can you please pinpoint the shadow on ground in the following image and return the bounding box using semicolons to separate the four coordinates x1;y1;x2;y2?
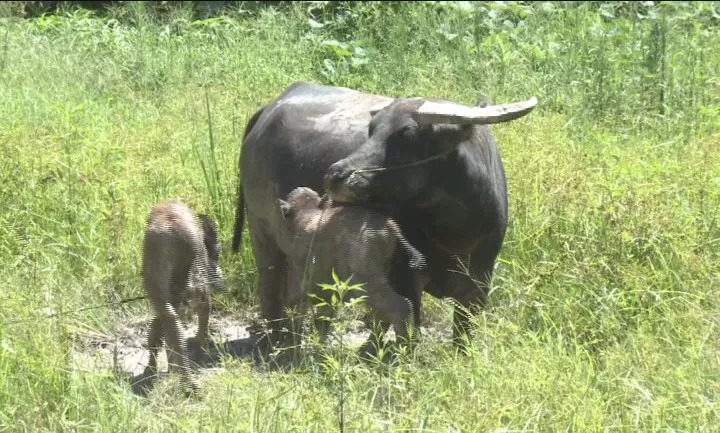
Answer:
73;313;439;398
123;326;265;397
121;322;315;397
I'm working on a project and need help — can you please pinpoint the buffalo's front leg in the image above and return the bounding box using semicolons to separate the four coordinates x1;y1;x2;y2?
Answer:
450;257;493;348
423;251;495;349
452;294;486;348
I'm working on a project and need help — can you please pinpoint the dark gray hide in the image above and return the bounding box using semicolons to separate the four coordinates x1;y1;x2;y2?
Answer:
233;82;537;347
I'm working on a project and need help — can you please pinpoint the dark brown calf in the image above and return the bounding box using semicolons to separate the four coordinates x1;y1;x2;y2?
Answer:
142;199;223;392
279;187;428;356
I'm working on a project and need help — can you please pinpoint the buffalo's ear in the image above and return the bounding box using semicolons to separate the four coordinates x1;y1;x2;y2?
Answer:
369;108;381;117
431;123;475;148
278;199;293;219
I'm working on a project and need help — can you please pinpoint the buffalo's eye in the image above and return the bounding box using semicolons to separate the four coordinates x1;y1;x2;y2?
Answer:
393;124;415;140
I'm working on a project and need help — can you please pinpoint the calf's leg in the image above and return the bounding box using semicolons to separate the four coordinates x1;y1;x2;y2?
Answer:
363;277;417;354
144;316;164;376
159;302;198;392
191;290;211;361
358;317;390;360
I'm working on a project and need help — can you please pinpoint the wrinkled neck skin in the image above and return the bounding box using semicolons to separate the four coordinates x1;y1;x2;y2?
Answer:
287;206;339;270
291;205;333;236
287;206;342;299
394;134;507;258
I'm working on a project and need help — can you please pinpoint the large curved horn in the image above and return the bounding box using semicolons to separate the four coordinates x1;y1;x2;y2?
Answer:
412;96;538;125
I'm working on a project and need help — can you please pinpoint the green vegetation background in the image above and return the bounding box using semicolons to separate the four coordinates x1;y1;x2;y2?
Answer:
0;2;719;432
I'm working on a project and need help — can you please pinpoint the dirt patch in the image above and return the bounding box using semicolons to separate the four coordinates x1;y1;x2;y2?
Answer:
69;309;454;395
70;313;258;378
70;314;367;373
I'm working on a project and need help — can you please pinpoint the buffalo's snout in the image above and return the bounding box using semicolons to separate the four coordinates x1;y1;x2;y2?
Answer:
323;162;350;191
324;161;370;203
324;162;350;183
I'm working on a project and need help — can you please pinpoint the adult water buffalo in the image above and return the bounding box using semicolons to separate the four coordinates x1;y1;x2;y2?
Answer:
232;82;537;348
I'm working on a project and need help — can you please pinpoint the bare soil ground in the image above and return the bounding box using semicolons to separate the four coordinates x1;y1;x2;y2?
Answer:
69;306;454;395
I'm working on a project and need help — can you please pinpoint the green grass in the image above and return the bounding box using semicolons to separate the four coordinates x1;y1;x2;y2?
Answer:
1;1;719;431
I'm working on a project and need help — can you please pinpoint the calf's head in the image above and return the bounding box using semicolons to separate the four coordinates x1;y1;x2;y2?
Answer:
278;187;323;225
323;96;538;204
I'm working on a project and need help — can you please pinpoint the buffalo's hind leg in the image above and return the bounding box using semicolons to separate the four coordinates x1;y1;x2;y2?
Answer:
248;218;293;355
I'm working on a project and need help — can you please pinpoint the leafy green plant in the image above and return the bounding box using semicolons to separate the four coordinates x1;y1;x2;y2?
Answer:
310;269;368;341
319;39;369;85
308;270;368;433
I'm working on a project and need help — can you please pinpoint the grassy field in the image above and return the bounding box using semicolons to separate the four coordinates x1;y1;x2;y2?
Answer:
1;1;720;431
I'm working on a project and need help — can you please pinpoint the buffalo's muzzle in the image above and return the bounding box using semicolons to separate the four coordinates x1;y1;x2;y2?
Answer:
324;163;370;203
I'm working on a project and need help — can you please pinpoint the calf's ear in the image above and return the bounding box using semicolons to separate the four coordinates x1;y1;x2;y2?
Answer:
278;199;293;219
199;213;218;238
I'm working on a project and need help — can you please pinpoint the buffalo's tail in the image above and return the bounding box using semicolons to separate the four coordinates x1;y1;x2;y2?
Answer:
231;186;245;252
231;107;265;253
